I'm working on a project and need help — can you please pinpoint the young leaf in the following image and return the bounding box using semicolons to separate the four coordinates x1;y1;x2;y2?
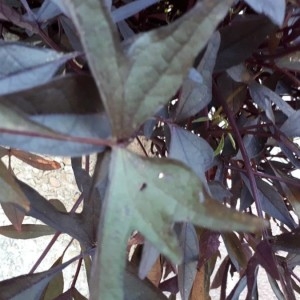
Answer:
0;160;29;211
0;224;55;239
175;32;220;121
0;255;79;300
244;0;286;26
0;43;77;95
90;148;267;300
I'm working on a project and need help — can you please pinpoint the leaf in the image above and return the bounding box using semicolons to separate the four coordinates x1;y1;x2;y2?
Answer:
138;240;160;280
90;148;267;300
0;42;77;95
221;232;248;273
249;82;295;119
275;51;300;71
34;0;62;23
124;268;168;300
215;15;276;71
0;255;78;300
65;0;125;130
280;110;300;137
168;125;214;188
11;149;61;170
0;74;102;114
0;102;110;156
41;256;64;300
249;82;275;123
17;179;93;246
241;175;296;228
178;223;199;300
0;1;39;33
271;229;300;253
175;31;220;121
71;287;88;300
111;0;159;23
0;160;29;210
0;224;55;239
67;0;234;138
189;264;210;300
244;0;286;26
1;202;25;231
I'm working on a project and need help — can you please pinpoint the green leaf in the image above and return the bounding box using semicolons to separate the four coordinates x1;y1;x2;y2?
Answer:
67;0;234;138
90;148;267;300
0;224;55;239
0;160;29;211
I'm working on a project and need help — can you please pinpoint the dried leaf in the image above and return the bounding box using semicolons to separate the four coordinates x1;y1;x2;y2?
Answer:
11;149;61;170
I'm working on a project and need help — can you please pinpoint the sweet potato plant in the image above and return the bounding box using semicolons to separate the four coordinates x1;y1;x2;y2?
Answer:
0;0;300;299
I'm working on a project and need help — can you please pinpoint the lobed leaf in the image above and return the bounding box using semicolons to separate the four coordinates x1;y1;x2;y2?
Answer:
90;148;267;299
67;0;234;138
